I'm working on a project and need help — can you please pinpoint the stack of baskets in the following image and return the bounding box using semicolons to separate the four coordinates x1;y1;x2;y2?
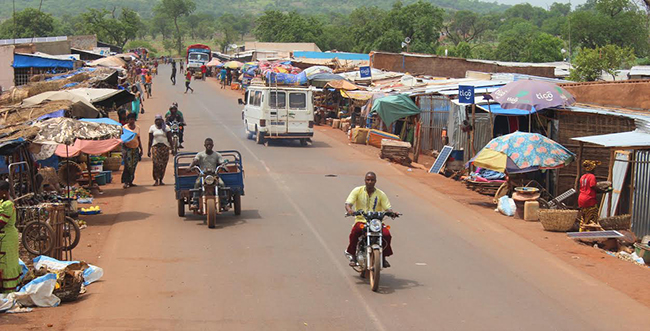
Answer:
539;209;579;232
103;156;122;171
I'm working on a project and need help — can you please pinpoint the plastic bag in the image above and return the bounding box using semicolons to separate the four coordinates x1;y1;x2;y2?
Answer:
33;256;103;286
13;273;60;307
18;259;28;282
0;294;16;312
498;195;516;216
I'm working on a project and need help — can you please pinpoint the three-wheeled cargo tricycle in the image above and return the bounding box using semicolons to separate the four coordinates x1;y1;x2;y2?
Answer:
174;151;244;228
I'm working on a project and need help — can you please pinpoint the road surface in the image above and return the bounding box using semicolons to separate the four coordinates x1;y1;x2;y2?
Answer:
46;67;650;330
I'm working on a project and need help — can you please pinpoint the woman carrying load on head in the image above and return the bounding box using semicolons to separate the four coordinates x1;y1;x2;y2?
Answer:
578;160;601;231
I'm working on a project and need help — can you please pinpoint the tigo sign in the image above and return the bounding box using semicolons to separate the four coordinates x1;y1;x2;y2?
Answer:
458;85;475;104
360;66;372;78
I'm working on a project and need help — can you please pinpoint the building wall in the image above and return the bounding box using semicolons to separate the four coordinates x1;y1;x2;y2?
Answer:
562;80;650;110
34;40;71;55
370;52;556;78
556;111;635;202
69;35;97;50
0;45;14;92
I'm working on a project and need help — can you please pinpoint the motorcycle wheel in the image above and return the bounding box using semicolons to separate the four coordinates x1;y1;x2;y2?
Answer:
370;249;381;292
22;221;55;256
177;199;185;217
233;193;241;216
172;136;179;155
62;216;81;251
207;198;216;228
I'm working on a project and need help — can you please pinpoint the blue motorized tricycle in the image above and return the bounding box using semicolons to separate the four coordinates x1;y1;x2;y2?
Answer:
174;151;244;228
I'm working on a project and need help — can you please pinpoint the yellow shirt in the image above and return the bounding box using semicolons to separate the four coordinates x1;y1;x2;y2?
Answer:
346;186;391;223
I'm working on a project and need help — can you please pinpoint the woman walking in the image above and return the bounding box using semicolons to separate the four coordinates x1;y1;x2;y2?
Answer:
148;115;173;186
0;180;20;293
122;113;143;188
131;85;142;120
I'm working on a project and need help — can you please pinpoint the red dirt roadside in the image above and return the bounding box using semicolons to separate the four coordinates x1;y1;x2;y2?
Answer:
317;124;650;308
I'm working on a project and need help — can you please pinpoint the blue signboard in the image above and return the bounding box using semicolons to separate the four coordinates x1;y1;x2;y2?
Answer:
458;85;475;104
360;66;372;78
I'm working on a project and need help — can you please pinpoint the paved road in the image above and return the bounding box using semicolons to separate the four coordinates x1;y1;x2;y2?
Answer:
66;66;650;330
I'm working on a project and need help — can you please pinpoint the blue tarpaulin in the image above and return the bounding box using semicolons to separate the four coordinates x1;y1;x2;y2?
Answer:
478;104;539;116
37;109;66;121
13;53;74;69
293;51;369;61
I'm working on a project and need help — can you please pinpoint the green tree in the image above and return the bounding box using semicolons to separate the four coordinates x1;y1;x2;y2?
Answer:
444;10;490;46
386;1;444;53
151;13;173;40
77;8;141;47
569;45;636;81
0;8;55;39
155;0;196;55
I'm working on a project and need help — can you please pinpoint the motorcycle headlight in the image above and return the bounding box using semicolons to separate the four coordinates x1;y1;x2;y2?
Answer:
204;175;216;185
172;124;179;130
369;219;382;233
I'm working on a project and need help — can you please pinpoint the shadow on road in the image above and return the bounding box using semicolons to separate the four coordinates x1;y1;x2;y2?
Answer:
354;273;422;295
180;209;261;229
115;211;154;223
264;140;332;149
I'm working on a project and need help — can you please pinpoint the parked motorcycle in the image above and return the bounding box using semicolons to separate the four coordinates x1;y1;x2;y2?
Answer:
346;210;400;292
169;120;183;155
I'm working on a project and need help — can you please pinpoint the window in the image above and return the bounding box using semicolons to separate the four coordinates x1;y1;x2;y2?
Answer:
269;92;286;109
253;91;262;106
289;93;307;109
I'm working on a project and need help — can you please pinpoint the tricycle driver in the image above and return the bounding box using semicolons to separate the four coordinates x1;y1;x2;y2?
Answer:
189;138;226;208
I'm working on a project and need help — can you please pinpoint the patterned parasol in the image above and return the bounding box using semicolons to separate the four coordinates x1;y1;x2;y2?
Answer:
490;80;576;111
470;131;575;173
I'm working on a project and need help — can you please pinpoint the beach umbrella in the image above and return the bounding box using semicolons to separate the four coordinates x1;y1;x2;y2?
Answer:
490;80;576;111
206;58;222;67
470;131;575;173
223;61;244;69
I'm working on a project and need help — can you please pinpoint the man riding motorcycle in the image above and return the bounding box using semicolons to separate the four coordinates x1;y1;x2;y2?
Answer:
165;103;186;148
189;138;226;208
345;172;395;268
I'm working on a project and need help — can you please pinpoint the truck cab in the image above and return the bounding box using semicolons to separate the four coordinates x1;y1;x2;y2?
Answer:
240;86;315;146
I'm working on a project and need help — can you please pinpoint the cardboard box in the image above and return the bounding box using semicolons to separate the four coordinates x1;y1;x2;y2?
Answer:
332;119;341;129
340;122;350;132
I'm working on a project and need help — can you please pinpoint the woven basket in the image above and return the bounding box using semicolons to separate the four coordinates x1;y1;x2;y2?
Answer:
599;214;631;230
103;157;122;171
539;209;579;232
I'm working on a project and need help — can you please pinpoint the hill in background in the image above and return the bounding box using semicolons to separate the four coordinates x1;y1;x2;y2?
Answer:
0;0;510;20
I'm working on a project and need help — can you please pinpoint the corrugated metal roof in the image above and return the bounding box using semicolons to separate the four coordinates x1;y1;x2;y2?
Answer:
629;66;650;76
571;130;650;147
564;104;650;122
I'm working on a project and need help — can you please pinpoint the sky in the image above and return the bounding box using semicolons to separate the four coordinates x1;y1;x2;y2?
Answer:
495;0;586;7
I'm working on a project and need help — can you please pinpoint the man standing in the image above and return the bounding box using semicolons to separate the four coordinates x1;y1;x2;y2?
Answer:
201;64;207;81
344;172;395;267
220;67;227;89
171;61;177;85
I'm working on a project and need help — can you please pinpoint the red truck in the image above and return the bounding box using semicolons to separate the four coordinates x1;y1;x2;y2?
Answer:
186;44;212;74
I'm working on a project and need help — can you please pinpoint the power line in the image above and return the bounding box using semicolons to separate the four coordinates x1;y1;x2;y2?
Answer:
32;0;45;42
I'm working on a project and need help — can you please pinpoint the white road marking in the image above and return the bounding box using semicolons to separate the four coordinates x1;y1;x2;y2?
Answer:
198;101;387;331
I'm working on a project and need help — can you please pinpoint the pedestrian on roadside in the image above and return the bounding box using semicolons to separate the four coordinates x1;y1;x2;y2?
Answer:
0;180;20;293
184;71;194;94
131;85;141;120
578;160;606;231
226;69;233;86
180;60;184;74
148;115;173;186
220;67;227;89
201;64;207;81
122;113;143;189
145;71;153;98
171;61;177;85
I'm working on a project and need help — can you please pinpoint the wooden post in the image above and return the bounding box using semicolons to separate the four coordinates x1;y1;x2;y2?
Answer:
470;103;476;158
413;120;422;163
574;142;583;191
606;149;616;218
629;150;636;215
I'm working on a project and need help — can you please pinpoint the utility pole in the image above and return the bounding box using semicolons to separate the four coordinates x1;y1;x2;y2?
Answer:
568;0;572;64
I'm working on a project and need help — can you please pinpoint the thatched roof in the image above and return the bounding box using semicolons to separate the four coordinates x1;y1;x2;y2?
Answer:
0;100;73;127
